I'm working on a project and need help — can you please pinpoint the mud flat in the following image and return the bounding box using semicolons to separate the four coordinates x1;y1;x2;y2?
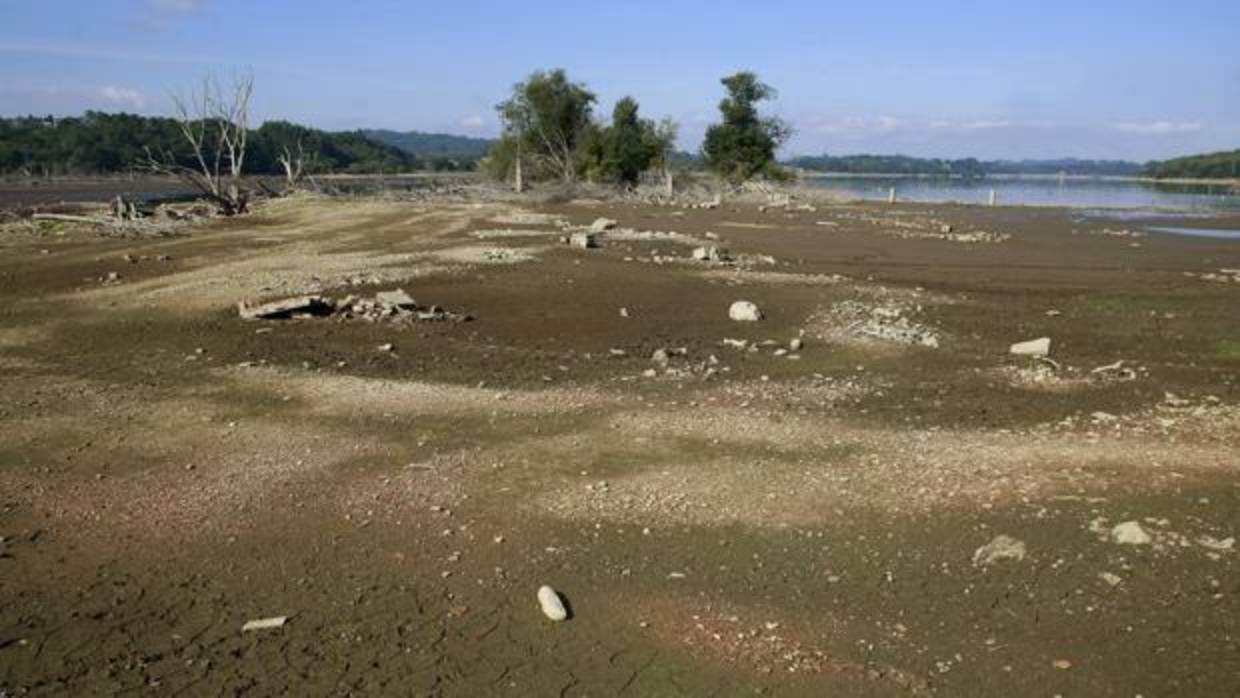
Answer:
1;193;1238;695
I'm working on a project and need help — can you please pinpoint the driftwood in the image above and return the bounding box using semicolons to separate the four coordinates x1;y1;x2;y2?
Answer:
32;213;105;224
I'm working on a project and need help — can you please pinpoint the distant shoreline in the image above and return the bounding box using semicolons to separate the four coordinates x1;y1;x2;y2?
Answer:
798;171;1240;189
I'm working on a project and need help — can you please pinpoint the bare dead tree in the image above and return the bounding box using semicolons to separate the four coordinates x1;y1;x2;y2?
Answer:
277;139;317;191
144;73;254;215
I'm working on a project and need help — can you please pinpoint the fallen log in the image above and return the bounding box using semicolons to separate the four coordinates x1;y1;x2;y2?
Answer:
32;213;106;224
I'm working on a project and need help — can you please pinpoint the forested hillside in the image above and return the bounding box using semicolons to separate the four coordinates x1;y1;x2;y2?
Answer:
0;112;420;175
1147;150;1240;179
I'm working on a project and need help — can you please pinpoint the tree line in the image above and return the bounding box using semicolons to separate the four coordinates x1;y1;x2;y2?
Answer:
1146;149;1240;179
0;111;451;177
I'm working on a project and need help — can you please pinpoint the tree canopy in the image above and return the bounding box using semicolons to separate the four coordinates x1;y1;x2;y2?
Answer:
491;69;597;183
0;112;420;176
1146;149;1240;179
702;72;792;184
581;97;678;186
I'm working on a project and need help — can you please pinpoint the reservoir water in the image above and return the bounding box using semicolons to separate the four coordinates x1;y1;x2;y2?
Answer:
804;175;1240;211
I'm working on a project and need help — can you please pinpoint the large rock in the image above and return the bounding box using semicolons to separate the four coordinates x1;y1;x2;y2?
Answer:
537;585;568;621
589;218;617;233
972;534;1027;567
238;295;333;320
375;289;417;309
570;232;598;249
692;246;730;262
1010;337;1051;357
1111;521;1152;545
729;300;763;322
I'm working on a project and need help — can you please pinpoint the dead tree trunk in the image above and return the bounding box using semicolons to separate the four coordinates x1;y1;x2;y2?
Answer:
143;73;254;215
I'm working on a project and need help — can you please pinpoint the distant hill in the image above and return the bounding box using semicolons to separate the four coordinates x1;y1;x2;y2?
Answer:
1146;149;1240;179
362;129;495;159
786;154;1146;177
0;112;421;175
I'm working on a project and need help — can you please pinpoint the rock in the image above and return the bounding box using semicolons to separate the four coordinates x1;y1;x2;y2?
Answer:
378;343;394;352
589;218;617;233
239;295;333;320
692;246;730;262
570;232;598;249
375;289;417;309
241;616;288;632
651;348;670;366
1111;521;1152;545
537;585;568;621
1099;572;1123;586
619;307;630;318
940;224;953;234
972;534;1027;567
1197;535;1234;552
789;337;804;352
1090;411;1118;423
729;300;763;322
1010;337;1051;357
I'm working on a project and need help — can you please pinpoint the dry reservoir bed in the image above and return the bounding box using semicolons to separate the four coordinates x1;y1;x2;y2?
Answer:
1;193;1238;696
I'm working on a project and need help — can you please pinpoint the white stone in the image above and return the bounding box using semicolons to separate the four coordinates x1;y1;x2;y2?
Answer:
729;301;763;322
1010;337;1051;357
1111;521;1152;545
537;585;568;621
589;218;617;233
972;534;1027;567
241;616;288;632
570;232;597;249
789;337;804;352
375;289;417;309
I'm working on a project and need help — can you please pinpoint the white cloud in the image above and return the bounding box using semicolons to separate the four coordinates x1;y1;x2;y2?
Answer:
1114;120;1202;135
99;85;146;109
460;114;485;128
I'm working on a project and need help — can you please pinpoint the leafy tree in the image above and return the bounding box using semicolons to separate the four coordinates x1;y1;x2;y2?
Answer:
492;69;596;184
605;97;652;185
702;72;792;184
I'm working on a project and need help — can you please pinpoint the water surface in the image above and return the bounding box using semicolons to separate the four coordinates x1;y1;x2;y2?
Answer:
805;175;1240;211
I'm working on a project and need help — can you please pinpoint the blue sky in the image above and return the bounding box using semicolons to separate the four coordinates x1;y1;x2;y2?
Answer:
2;0;1238;160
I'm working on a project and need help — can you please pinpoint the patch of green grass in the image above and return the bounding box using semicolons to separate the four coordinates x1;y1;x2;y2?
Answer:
1218;339;1240;361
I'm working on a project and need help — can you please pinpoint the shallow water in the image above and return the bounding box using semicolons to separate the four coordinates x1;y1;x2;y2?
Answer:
805;175;1240;211
1147;225;1240;240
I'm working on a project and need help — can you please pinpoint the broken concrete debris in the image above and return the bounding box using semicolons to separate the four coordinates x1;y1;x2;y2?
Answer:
239;289;470;324
374;289;417;309
570;231;598;249
691;245;731;262
1010;337;1051;357
589;217;618;233
238;295;335;320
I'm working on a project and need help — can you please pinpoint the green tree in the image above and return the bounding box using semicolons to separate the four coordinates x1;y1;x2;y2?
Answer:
606;97;652;185
702;72;792;184
492;69;596;184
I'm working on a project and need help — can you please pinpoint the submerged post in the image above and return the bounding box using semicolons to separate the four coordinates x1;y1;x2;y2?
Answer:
989;189;997;206
888;187;896;204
